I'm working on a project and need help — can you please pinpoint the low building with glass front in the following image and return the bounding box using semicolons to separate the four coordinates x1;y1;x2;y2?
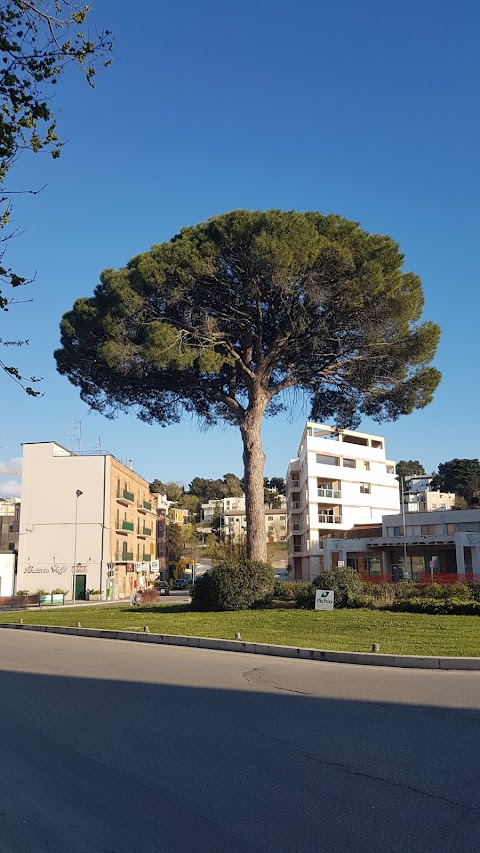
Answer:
322;508;480;583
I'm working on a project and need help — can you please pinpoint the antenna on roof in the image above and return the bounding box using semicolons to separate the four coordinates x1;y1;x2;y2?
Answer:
66;420;82;454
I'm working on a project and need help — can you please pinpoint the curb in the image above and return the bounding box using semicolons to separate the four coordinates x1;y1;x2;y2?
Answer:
1;622;480;670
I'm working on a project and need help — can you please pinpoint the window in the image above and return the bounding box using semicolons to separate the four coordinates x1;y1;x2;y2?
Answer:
447;523;456;534
421;525;436;535
280;515;285;521
268;516;273;521
386;465;395;475
360;483;371;494
316;454;339;466
343;458;356;468
362;461;370;471
394;526;403;536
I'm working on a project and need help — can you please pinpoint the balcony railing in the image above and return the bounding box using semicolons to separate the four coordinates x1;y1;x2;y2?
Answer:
292;523;300;531
116;552;134;562
122;520;134;531
143;554;151;561
293;545;302;552
318;488;341;499
143;500;152;510
291;501;301;510
123;489;134;502
142;526;152;536
318;515;342;524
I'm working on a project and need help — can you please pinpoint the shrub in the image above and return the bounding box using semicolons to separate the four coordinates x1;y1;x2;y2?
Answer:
52;588;67;595
35;588;48;595
468;583;480;602
138;588;160;605
16;590;30;596
294;582;315;609
312;566;364;608
389;597;480;616
191;560;274;611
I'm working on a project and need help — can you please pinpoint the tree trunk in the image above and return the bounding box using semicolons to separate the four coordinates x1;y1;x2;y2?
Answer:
240;403;268;562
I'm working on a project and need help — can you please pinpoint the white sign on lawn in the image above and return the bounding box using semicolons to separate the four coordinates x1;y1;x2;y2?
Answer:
315;589;334;611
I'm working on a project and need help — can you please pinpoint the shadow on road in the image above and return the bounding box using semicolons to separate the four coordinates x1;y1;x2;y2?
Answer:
0;663;479;853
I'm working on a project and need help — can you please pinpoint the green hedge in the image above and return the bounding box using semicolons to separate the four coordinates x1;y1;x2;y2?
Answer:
388;597;480;616
191;561;274;611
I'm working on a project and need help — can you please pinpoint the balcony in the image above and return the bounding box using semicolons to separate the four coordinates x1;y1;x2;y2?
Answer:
143;500;152;511
318;488;341;499
116;552;134;562
142;526;152;536
318;514;342;525
293;545;302;552
122;520;134;531
292;523;300;531
117;489;134;505
291;501;301;510
142;554;151;562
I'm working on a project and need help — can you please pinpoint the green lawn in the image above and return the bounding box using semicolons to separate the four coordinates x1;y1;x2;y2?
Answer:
1;605;479;656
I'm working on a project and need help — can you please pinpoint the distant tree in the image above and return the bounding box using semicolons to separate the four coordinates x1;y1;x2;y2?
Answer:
264;488;282;508
268;477;286;496
166;523;184;563
223;472;243;497
1;0;113;394
453;495;468;510
56;210;441;561
177;493;201;517
161;482;184;502
149;479;166;495
396;460;426;483
189;477;225;502
432;459;480;505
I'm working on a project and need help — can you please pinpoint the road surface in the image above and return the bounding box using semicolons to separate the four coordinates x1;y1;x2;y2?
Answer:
0;630;479;852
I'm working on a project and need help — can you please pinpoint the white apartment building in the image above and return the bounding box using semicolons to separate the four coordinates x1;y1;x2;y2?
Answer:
201;495;246;524
402;476;455;513
225;507;287;543
17;442;158;600
286;422;400;580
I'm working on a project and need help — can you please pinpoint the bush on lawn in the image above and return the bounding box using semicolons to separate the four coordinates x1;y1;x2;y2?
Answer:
389;597;480;616
191;560;274;611
312;566;364;608
273;580;315;608
468;583;480;602
138;588;160;605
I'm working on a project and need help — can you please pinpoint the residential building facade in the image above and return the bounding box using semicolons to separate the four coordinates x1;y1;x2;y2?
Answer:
201;496;246;524
402;475;455;513
286;422;400;580
225;507;287;543
323;508;480;583
17;442;159;600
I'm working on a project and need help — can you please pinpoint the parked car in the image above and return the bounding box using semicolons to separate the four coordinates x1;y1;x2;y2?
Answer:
156;581;170;596
173;578;189;590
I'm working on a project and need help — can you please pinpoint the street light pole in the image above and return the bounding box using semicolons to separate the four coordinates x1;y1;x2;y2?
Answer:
400;477;408;580
73;489;83;601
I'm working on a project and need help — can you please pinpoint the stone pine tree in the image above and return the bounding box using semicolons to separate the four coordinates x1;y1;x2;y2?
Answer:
55;210;441;561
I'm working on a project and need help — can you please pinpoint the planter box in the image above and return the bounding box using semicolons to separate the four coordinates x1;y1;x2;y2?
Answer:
86;593;102;602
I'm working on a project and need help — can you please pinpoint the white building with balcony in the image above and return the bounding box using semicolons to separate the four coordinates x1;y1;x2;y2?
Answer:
286;422;400;580
201;495;246;524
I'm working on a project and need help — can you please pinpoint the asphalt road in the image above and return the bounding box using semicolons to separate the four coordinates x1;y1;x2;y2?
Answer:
0;631;479;853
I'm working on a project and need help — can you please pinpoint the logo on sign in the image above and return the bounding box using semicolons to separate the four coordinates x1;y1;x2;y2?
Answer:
315;589;334;611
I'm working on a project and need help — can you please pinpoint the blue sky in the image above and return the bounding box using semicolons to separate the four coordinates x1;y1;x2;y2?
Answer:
1;0;479;495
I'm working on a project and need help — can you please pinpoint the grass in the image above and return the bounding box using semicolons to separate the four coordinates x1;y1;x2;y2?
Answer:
1;605;480;656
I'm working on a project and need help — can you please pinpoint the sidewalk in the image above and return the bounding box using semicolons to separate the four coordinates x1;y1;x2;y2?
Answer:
1;593;191;612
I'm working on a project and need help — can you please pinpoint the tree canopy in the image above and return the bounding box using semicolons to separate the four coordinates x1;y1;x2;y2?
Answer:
56;209;441;560
0;0;112;393
396;460;426;482
432;459;480;505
